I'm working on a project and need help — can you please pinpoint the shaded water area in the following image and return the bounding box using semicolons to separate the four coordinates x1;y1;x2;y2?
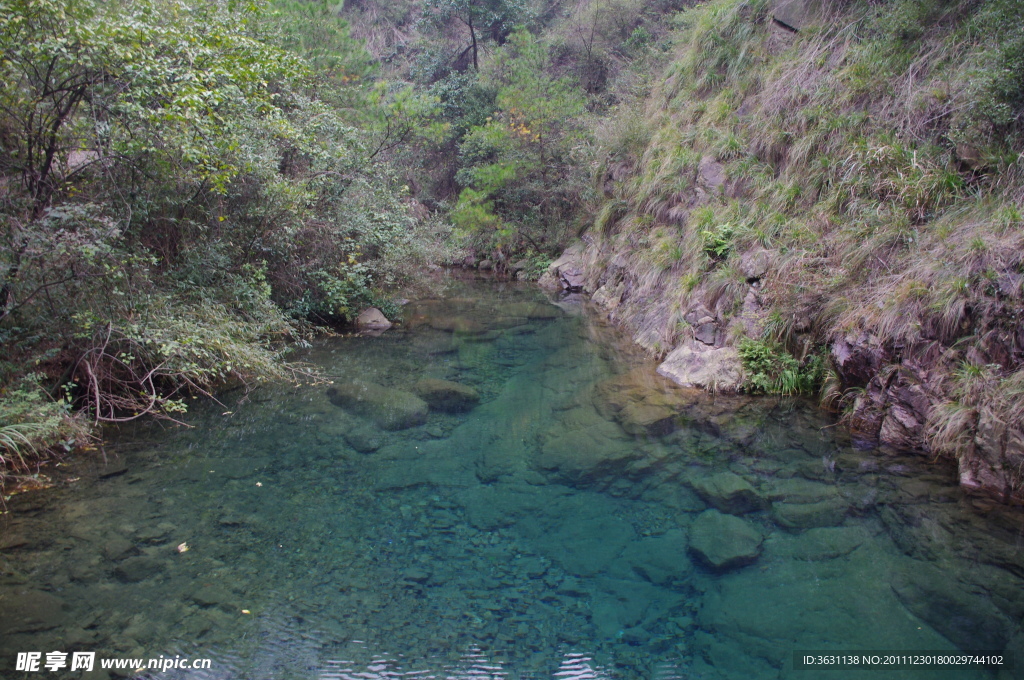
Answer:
3;276;1024;680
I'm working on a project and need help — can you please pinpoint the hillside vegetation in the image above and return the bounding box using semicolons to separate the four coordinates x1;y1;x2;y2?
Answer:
567;0;1024;497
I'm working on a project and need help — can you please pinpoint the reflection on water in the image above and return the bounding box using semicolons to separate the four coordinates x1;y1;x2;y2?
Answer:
1;275;1023;680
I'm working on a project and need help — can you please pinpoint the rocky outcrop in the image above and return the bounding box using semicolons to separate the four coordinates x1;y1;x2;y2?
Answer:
770;0;828;31
548;233;1023;500
830;334;1024;502
539;244;588;293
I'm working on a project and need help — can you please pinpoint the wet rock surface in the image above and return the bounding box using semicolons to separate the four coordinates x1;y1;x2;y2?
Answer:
355;307;392;332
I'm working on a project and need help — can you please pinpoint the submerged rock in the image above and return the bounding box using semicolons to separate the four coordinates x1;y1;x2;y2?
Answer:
344;423;384;453
767;478;849;530
534;425;638;485
113;556;163;583
589;576;680;639
327;382;428;430
619;529;692;585
773;499;848;530
0;589;66;634
766;526;867;561
428;316;487;334
535;515;636;577
504;301;561;320
690;472;766;515
102;536;136;561
689;510;763;571
593;368;693;436
413;378;480;413
891;561;1013;652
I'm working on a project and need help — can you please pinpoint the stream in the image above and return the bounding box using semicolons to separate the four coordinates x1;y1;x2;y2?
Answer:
2;275;1023;680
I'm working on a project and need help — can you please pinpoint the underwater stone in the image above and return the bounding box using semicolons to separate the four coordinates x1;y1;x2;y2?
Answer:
620;529;692;585
504;301;561;320
102;536;136;561
536;515;636;578
773;499;848;531
113;556;163;583
428;316;487;334
765;477;841;503
891;561;1012;652
0;588;66;634
344;423;384;453
535;427;638;485
190;587;234;609
766;526;867;561
327;382;428;431
689;510;763;571
413;378;481;413
97;458;129;479
401;568;431;584
617;400;678;437
690;472;766;515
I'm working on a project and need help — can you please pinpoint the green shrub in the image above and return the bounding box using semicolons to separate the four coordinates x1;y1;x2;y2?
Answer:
737;339;824;395
0;376;87;481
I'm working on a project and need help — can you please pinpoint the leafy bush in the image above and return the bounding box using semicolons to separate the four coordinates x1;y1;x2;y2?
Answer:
0;376;87;479
737;339;824;395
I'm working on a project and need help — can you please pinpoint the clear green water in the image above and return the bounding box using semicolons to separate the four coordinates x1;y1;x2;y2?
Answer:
2;276;1023;680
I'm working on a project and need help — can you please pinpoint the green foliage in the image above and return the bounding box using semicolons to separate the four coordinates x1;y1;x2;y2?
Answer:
0;376;85;476
0;0;449;476
453;29;590;253
417;0;531;76
701;223;735;260
737;339;824;396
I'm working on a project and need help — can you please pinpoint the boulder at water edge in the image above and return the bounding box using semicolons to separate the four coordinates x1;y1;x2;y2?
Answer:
356;307;392;332
689;510;763;571
327;382;428;430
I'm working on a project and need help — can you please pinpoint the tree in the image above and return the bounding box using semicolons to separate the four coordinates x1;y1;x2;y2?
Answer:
452;29;589;253
418;0;528;74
